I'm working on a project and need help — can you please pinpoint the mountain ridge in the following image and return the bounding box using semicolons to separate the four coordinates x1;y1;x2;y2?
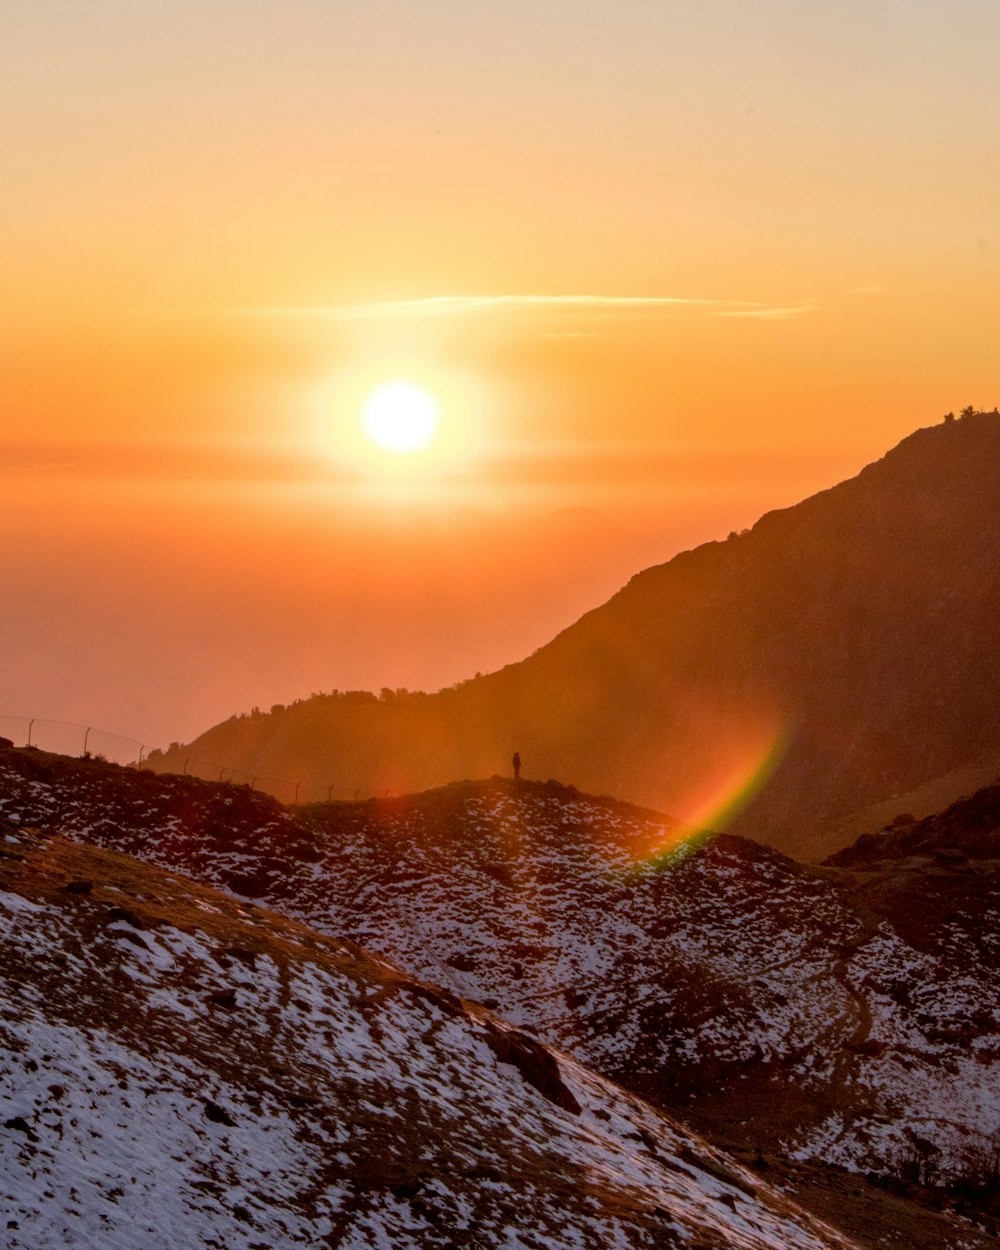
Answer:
146;410;1000;862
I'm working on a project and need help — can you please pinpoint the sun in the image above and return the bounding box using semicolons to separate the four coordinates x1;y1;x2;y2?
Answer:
361;381;440;453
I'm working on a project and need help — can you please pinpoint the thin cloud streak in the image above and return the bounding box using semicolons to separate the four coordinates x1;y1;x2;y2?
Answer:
716;302;819;320
0;441;351;486
534;331;603;339
228;293;818;322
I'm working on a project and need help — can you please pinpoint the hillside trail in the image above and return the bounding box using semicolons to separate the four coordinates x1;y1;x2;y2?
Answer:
826;937;876;1147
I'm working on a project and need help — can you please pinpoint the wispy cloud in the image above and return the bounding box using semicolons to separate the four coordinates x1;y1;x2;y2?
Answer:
534;330;603;339
229;293;817;322
0;441;347;486
716;302;819;320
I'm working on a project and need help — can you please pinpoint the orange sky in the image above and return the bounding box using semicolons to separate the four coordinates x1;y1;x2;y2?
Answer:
2;1;999;751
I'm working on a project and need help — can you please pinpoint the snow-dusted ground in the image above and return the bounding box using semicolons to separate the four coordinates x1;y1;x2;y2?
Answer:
0;829;861;1250
2;753;999;1185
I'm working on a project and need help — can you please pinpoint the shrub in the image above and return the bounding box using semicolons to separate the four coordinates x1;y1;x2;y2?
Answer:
951;1135;1000;1204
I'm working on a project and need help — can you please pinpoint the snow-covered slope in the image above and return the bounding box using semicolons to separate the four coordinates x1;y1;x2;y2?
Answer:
0;823;863;1250
2;747;998;1202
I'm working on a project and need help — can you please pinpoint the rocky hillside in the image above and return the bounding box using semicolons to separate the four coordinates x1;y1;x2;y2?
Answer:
146;410;1000;862
0;822;871;1250
3;745;999;1249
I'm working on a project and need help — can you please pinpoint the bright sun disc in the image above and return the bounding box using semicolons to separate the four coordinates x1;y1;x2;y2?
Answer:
361;381;440;453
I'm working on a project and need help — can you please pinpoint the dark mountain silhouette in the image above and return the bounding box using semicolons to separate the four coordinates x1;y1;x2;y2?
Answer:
0;793;868;1249
146;410;1000;861
4;746;999;1247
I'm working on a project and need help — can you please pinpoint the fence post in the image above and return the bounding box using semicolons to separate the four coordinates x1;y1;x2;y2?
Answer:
219;767;227;782
27;719;34;748
83;727;92;756
294;781;300;805
328;783;334;801
184;759;190;775
138;745;145;766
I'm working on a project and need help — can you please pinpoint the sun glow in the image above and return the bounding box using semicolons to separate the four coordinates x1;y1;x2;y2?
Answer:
306;360;487;494
361;381;440;454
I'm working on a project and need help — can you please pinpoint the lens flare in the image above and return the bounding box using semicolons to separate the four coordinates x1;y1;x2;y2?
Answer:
632;724;792;871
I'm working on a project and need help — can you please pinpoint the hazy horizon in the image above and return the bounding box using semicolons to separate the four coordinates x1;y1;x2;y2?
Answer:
2;439;895;752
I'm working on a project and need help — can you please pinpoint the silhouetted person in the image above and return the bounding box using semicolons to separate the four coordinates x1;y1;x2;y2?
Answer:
512;751;521;781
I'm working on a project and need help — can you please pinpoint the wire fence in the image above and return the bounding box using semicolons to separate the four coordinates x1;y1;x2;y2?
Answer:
0;714;383;807
0;715;144;766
